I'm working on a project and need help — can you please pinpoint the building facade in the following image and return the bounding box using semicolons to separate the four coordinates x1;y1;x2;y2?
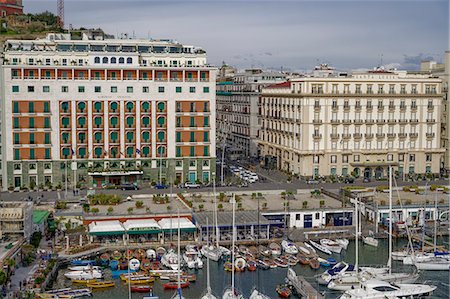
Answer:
1;33;216;190
0;0;23;17
216;69;286;159
258;70;444;179
0;201;33;241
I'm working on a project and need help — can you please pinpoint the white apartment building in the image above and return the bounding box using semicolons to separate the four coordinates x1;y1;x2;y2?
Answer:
216;68;287;158
258;70;444;180
0;31;216;190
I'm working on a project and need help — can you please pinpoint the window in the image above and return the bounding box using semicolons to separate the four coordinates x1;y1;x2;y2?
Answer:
157;102;165;112
111;57;117;63
204;117;209;127
94;86;101;93
387;154;393;161
176;86;182;93
29;133;35;144
127;57;132;64
12;85;19;92
126;102;134;112
342;155;348;163
409;154;415;162
142;86;149;93
14;149;20;160
30;148;35;159
13;117;19;128
111;86;117;93
45;149;50;159
176;132;181;142
141;102;150;112
142;116;150;127
43;86;50;92
94;102;102;112
331;155;337;163
158;86;165;93
203;87;210;93
203;146;209;156
190;146;195;157
204;131;209;142
190;131;195;142
29;117;35;128
189;87;196;93
78;86;85;93
14;133;19;144
127;86;133;93
176;146;181;157
426;154;432;162
102;57;108;64
28;86;34;92
126;116;134;127
94;57;100;64
28;102;34;113
61;86;68;92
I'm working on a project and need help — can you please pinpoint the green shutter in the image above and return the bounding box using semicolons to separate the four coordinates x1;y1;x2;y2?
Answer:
126;117;134;127
204;116;209;127
30;149;35;159
204;131;209;142
157;116;165;127
190;117;195;127
94;132;102;141
110;102;118;111
142;117;150;127
14;149;20;160
61;117;69;128
14;133;19;144
78;117;86;127
94;116;102;127
78;132;86;142
13;102;19;113
44;117;50;128
157;131;165;142
13;118;19;128
190;146;195;157
126;132;134;142
61;102;69;112
45;133;50;144
142;102;150;112
157;146;165;156
142;146;150;157
44;102;50;113
190;132;195;142
157;102;165;111
79;147;86;158
127;146;134;157
110;117;118;127
142;131;150;142
29;102;34;113
77;102;86;112
176;147;181;157
29;117;35;128
29;133;35;144
203;146;209;156
110;132;118;142
45;149;50;159
62;147;70;157
176;132;181;142
94;102;102;112
12;86;19;92
126;102;134;112
94;147;102;158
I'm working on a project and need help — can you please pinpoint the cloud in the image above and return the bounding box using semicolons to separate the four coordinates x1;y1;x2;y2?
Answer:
402;53;436;70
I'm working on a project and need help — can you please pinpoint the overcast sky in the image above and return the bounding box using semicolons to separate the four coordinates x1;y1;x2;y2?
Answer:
24;0;449;71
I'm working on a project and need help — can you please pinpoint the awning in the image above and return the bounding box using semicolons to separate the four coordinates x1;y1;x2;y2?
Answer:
158;218;196;233
88;220;125;236
123;219;161;234
350;162;399;167
88;171;143;176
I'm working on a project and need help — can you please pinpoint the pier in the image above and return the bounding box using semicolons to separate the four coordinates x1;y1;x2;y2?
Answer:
287;268;324;299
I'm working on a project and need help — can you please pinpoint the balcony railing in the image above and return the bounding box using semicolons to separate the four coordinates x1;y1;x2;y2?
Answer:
365;133;374;138
398;133;407;138
409;133;418;138
387;133;396;138
376;133;385;138
353;133;362;139
330;133;340;139
342;133;351;139
426;133;435;138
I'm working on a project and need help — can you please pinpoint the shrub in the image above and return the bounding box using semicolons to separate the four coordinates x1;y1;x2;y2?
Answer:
376;185;389;192
199;204;204;211
127;207;133;214
262;202;268;209
237;202;242;210
30;231;42;248
0;271;6;285
257;192;263;197
319;200;325;208
405;199;412;205
90;207;99;214
218;193;226;202
55;201;67;210
135;201;144;209
235;195;242;202
380;200;386;206
82;203;90;213
218;203;223;210
302;201;308;209
107;206;114;214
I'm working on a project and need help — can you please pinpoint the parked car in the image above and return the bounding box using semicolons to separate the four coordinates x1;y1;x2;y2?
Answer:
344;177;355;184
184;182;201;189
154;184;168;189
363;177;371;183
121;183;138;190
307;179;319;185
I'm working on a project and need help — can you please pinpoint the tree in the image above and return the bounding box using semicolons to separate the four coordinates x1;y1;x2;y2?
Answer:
135;201;144;209
0;271;6;285
90;207;99;214
319;200;325;208
127;207;134;214
30;232;42;248
302;201;308;209
107;206;114;215
218;203;223;210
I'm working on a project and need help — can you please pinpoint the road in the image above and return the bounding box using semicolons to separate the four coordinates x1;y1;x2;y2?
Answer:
0;176;448;202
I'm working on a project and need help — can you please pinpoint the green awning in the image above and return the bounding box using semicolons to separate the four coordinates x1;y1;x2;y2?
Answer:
89;231;125;236
127;229;162;235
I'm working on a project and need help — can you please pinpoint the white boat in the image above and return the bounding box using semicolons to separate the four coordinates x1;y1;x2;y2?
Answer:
391;249;409;261
67;265;102;271
335;239;349;250
222;287;244;299
64;270;102;280
328;271;420;291
161;249;181;270
414;257;450;270
269;242;281;256
296;242;311;255
183;249;203;269
309;240;332;255
201;245;222;262
316;262;388;285
281;240;298;255
146;249;157;260
320;239;342;254
248;289;271;299
339;279;436;299
304;242;317;254
219;246;231;256
363;236;379;247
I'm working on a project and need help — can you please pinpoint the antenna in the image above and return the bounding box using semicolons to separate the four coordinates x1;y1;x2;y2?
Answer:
57;0;64;29
380;53;384;67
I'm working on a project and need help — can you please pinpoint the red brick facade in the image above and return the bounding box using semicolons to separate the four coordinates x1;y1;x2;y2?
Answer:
0;0;23;16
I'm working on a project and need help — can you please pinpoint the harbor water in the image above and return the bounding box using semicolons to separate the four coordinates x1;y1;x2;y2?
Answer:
52;239;450;298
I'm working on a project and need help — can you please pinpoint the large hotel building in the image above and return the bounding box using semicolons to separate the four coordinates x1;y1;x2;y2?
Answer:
0;31;216;190
258;70;444;179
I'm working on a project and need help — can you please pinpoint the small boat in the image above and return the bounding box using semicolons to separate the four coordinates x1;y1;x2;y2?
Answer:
249;289;271;299
248;246;258;256
119;259;128;270
125;276;155;285
44;288;92;298
295;242;312;256
70;260;95;266
238;245;249;255
161;249;181;270
109;260;119;270
156;247;167;257
256;259;270;270
68;265;102;272
136;248;146;259
222;287;244;299
112;251;122;260
276;284;292;298
274;257;288;268
71;279;97;285
309;258;320;269
235;257;246;272
146;249;157;260
131;285;152;293
201;245;222;262
37;294;73;299
363;236;379;247
318;257;331;267
269;242;282;256
287;255;298;266
86;281;115;289
281;240;298;255
64;270;102;280
265;258;277;269
143;289;159;299
258;245;271;257
126;249;135;259
247;261;257;271
297;253;310;265
309;240;332;255
169;273;197;282
320;239;342;254
335;239;349;250
129;258;141;271
327;257;337;266
140;258;152;271
163;281;189;289
100;253;110;266
120;272;147;281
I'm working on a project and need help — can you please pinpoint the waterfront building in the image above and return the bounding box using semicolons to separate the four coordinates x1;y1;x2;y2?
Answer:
420;51;450;172
0;32;216;190
258;70;444;179
0;201;33;241
216;68;286;159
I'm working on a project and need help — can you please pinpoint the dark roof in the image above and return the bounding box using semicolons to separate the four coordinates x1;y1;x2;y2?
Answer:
266;81;291;89
193;211;271;227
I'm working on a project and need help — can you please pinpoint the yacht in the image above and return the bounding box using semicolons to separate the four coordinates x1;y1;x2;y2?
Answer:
363;236;379;247
64;270;102;280
316;262;388;285
201;245;222;262
162;249;181;270
183;247;203;269
248;289;271;299
414;257;450;271
339;279;436;299
336;239;349;250
281;240;298;255
328;271;420;291
222;288;244;299
320;238;343;254
309;240;332;255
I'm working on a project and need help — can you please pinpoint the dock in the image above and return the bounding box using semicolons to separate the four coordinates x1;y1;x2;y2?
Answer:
287;268;324;299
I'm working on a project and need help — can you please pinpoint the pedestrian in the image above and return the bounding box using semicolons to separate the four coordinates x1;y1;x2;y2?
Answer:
19;281;21;291
73;189;75;196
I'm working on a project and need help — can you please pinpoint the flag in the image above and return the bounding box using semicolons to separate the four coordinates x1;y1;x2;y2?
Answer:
136;148;141;155
71;148;75;156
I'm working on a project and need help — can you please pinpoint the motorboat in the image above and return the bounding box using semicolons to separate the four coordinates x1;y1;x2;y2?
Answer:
309;258;320;269
391;250;409;261
222;287;244;299
309;240;332;255
68;265;102;272
296;242;312;255
201;245;222;262
146;249;157;260
131;285;152;293
248;289;271;299
414;257;450;270
316;262;388;285
339;279;436;299
281;240;298;255
86;281;115;289
363;236;379;247
161;249;181;270
70;260;95;266
163;281;189;289
276;284;292;298
320;239;342;254
274;257;288;268
328;271;420;291
258;245;271;257
335;239;349;250
235;258;246;272
64;270;102;280
269;242;281;256
403;251;449;265
183;248;203;269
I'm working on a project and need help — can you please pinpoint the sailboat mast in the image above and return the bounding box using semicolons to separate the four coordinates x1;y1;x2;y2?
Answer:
355;196;359;274
177;209;181;297
434;190;438;252
214;179;219;248
388;165;393;274
231;193;236;296
206;217;211;294
127;233;131;299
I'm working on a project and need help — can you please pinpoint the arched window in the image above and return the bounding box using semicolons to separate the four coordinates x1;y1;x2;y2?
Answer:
110;131;118;142
157;101;165;112
77;102;86;112
126;146;134;157
157;131;165;142
78;132;86;143
126;102;134;112
157;116;165;127
119;57;125;64
110;116;118;128
94;116;102;127
94;147;103;158
94;132;102;142
94;101;102;112
141;101;150;112
126;57;132;64
62;147;70;158
102;57;109;64
94;57;100;64
110;57;117;63
157;145;166;156
110;147;118;158
61;117;70;128
126;116;134;127
142;116;150;127
126;131;134;142
110;101;118;112
61;101;69;113
142;131;150;142
77;116;86;128
142;146;150;157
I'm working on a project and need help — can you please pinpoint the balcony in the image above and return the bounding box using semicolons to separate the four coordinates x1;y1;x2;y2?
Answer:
426;119;436;123
355;104;362;110
387;119;397;124
376;119;385;123
342;133;351;139
331;105;338;111
398;133;407;138
331;119;340;124
410;119;419;123
389;105;395;110
398;119;408;124
411;105;417;110
426;133;435;138
365;119;375;124
313;119;322;124
387;133;396;138
365;133;374;138
376;133;385;138
330;133;340;139
400;105;406;110
353;133;362;139
353;119;364;125
428;105;434;110
312;133;322;139
342;119;352;124
314;105;321;110
343;105;350;110
409;133;418;138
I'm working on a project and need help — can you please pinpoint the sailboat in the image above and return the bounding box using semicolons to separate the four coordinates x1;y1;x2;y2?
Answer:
170;210;187;299
201;218;218;299
222;194;244;299
202;179;223;262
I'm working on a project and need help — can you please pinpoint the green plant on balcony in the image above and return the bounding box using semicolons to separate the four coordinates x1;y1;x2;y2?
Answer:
127;207;134;214
90;207;99;214
107;206;114;215
218;203;224;211
302;201;308;209
135;201;144;209
319;200;325;208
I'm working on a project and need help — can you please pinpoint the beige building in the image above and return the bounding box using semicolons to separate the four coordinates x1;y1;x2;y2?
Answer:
258;70;444;180
0;201;33;241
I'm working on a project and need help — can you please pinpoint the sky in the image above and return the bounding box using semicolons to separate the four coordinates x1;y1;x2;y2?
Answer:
24;0;449;72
